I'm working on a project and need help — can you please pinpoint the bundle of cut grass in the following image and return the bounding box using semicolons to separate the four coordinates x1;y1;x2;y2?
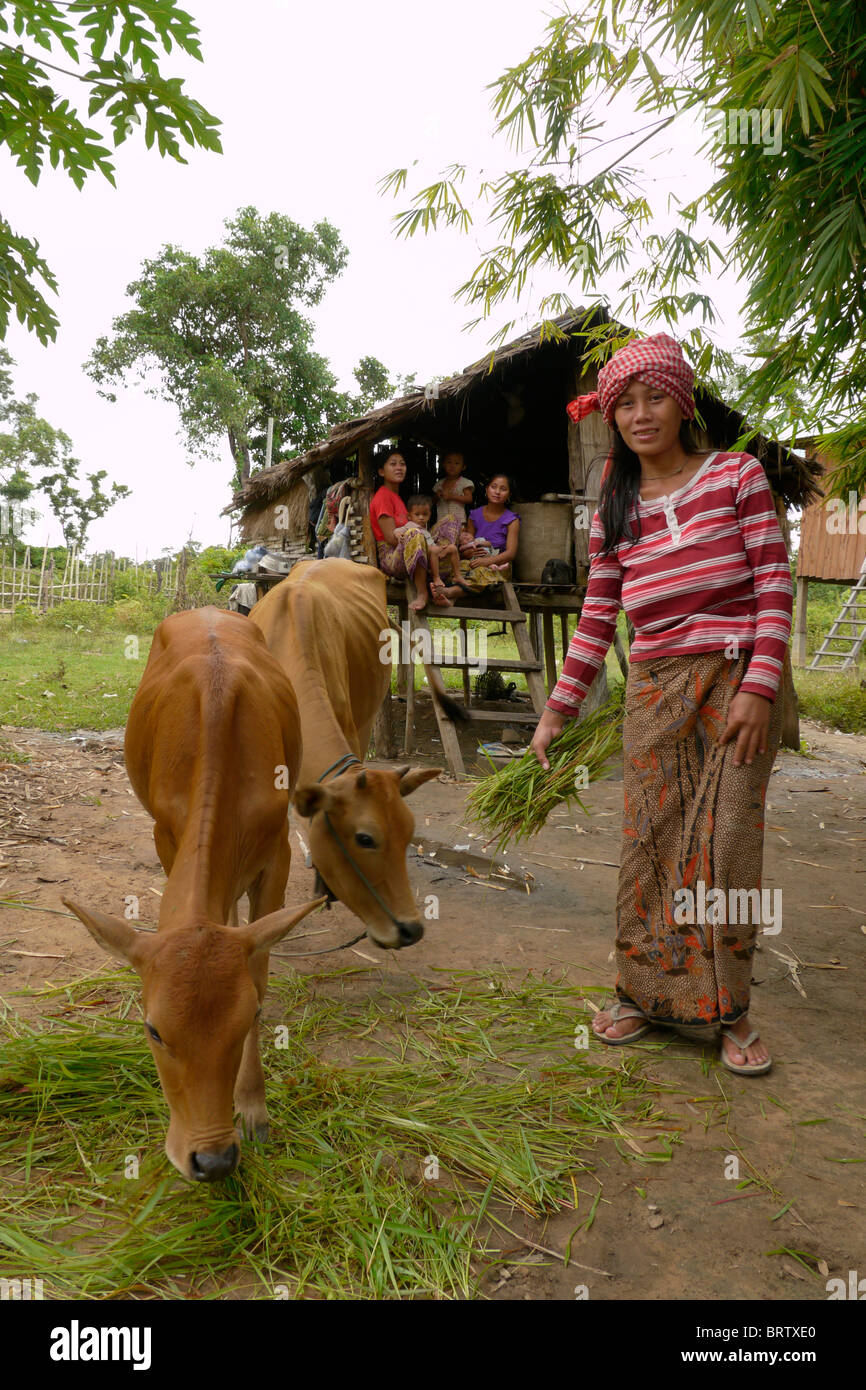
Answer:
468;685;625;854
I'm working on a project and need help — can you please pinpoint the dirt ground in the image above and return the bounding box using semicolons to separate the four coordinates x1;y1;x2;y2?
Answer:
1;698;864;1302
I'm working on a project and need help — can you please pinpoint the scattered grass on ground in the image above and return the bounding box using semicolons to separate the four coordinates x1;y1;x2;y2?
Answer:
0;967;685;1299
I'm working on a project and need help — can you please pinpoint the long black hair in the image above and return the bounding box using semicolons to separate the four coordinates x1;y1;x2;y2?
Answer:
597;420;711;555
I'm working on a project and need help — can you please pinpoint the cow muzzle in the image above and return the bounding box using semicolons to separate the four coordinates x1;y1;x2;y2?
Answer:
396;920;424;948
190;1142;240;1182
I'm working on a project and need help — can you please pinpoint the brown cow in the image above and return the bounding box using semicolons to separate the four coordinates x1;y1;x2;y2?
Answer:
64;607;324;1182
250;558;440;948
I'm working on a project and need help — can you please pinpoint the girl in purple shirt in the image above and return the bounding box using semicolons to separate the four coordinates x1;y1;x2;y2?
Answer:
461;474;521;579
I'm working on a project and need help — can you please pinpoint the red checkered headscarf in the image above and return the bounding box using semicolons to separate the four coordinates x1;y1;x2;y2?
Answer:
567;333;695;428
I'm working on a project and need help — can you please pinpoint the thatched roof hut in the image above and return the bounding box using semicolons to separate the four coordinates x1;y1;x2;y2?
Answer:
225;307;821;570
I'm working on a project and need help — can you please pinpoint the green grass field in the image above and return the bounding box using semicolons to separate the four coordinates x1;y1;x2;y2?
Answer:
0;602;156;732
1;587;864;736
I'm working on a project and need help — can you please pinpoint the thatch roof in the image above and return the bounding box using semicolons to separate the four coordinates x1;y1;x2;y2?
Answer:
224;309;822;513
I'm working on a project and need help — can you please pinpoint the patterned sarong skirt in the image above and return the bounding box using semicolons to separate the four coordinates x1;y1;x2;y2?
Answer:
376;523;429;581
380;515;504;591
615;650;783;1029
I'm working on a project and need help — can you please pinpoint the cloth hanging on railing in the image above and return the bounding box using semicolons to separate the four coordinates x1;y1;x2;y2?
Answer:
323;496;353;559
315;479;352;542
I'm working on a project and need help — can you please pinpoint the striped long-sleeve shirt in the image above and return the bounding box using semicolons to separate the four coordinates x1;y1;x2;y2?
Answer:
547;452;794;716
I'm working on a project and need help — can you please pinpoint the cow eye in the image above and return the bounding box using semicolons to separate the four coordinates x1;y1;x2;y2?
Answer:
146;1023;163;1045
355;832;376;849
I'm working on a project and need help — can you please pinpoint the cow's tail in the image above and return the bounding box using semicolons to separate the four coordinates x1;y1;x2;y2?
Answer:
427;667;468;723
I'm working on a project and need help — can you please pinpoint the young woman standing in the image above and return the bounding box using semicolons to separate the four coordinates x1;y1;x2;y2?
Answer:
530;335;793;1076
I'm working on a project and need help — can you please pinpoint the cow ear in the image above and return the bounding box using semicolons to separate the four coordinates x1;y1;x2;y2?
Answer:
63;898;153;972
398;768;443;797
243;897;328;956
294;784;332;818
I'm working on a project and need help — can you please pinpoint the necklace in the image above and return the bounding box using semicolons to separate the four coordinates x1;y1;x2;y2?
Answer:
641;462;687;482
641;451;713;484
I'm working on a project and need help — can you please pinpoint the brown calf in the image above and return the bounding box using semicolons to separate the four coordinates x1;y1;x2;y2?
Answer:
65;607;324;1182
251;559;440;948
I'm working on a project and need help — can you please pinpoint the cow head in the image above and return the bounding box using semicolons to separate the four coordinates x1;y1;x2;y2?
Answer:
294;765;441;949
63;897;324;1181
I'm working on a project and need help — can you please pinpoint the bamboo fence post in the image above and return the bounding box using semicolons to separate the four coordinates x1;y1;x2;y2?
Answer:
18;547;29;601
173;549;188;611
11;547;16;612
37;541;48;612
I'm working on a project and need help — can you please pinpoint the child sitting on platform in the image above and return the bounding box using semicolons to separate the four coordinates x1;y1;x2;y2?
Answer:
403;495;469;596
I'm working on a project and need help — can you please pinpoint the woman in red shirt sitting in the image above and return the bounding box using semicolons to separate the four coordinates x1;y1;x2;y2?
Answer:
370;450;464;610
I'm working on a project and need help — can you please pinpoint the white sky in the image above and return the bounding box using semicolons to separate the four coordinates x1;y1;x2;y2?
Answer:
2;0;743;557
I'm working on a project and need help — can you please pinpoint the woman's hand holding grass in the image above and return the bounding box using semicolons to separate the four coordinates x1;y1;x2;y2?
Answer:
718;691;771;766
530;708;567;770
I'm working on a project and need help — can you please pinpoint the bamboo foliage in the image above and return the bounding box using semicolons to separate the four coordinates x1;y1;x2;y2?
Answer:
382;0;866;496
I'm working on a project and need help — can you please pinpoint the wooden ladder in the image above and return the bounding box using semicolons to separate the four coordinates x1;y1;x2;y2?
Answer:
807;566;866;671
404;579;548;777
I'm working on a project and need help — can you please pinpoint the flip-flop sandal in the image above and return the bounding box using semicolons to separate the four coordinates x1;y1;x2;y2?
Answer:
594;1000;653;1046
720;1027;772;1075
479;742;521;759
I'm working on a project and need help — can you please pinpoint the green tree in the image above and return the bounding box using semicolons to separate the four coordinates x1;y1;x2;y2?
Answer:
86;207;396;491
383;1;866;497
38;465;130;549
0;347;129;545
0;1;221;344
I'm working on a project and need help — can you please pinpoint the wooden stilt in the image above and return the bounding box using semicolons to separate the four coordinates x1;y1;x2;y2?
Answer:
372;692;396;760
460;619;471;708
542;609;557;693
792;577;808;667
